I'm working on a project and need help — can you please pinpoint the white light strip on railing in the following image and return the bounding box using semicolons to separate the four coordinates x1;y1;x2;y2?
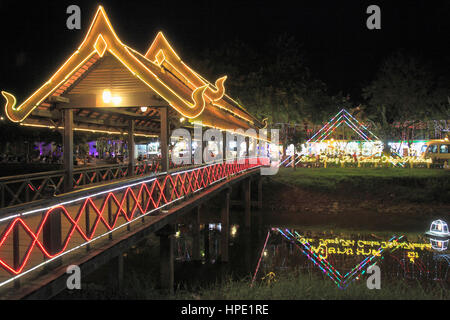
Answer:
0;197;183;289
0;175;156;223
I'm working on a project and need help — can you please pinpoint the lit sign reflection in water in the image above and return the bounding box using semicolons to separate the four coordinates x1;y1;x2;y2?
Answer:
253;228;449;289
278;228;402;289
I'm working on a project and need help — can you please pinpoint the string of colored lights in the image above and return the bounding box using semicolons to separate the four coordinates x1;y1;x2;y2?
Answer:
343;114;371;139
279;156;291;166
282;230;343;286
318;121;345;142
341;114;371;141
307;109;379;144
343;110;380;140
285;229;344;282
318;120;366;142
340;236;402;288
307;109;346;142
284;154;300;167
315;115;345;142
318;116;370;142
276;229;342;284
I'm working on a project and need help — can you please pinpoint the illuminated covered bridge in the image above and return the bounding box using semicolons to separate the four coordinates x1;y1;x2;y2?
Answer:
0;6;270;298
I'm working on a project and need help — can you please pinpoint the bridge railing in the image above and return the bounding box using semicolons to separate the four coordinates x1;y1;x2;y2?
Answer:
0;157;268;292
0;160;191;209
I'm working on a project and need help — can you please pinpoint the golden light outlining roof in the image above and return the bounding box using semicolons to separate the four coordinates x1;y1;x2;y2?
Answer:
1;6;265;132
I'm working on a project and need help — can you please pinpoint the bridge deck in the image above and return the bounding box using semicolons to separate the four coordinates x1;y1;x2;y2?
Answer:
0;159;267;299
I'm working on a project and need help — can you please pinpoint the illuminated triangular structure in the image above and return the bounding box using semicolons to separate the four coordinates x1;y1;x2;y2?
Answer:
307;109;379;143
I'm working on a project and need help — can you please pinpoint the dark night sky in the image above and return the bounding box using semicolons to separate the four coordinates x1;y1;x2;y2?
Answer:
1;0;449;100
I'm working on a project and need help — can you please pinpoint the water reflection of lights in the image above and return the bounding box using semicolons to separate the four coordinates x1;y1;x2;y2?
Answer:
208;223;221;231
430;238;449;251
231;225;238;238
253;228;402;289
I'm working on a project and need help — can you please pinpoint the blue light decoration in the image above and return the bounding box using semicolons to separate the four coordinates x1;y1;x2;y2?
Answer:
88;141;98;157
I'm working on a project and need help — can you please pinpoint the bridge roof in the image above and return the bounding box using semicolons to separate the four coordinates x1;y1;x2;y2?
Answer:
2;6;266;138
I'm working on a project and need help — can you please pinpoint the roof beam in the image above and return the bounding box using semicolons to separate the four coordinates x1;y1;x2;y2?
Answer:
62;93;168;109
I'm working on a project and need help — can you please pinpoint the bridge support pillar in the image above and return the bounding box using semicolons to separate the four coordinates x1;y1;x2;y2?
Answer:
243;178;251;229
63;108;73;193
243;227;252;275
204;222;210;263
192;206;202;263
128;119;135;177
220;188;231;263
156;224;175;294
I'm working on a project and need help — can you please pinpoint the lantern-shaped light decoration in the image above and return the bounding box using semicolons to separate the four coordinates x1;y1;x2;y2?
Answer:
426;220;450;237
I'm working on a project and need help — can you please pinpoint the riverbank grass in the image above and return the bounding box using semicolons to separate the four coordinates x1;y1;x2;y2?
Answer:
272;167;450;203
175;272;448;300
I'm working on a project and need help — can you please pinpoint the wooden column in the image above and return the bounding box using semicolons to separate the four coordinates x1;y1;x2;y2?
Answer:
220;189;231;262
192;206;201;262
160;107;169;172
156;224;175;294
222;131;227;162
243;178;251;228
257;176;263;210
128;119;135;177
63;109;73;193
245;136;250;160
